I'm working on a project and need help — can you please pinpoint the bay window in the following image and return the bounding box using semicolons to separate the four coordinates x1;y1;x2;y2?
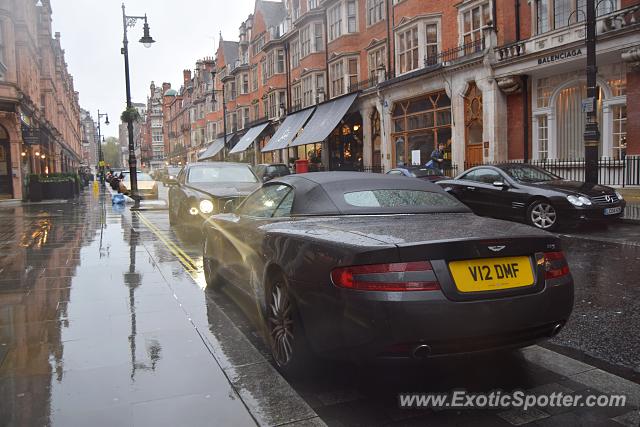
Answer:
330;61;345;97
291;38;300;68
330;57;358;98
397;27;419;74
328;4;342;40
301;26;311;57
368;45;386;81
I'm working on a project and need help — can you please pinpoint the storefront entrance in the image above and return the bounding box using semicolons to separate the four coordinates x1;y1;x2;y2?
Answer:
0;126;13;198
464;83;484;166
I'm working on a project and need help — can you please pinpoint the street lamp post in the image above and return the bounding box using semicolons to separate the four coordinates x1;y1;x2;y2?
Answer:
121;3;155;206
583;0;600;184
210;69;227;160
96;110;109;183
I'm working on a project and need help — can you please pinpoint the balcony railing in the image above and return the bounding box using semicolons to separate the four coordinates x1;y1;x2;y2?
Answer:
426;38;485;67
348;76;380;93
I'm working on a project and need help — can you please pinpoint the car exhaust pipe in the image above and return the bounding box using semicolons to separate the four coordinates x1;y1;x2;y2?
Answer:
550;322;564;337
412;344;432;359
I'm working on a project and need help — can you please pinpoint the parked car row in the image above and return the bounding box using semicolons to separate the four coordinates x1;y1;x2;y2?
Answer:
162;161;625;376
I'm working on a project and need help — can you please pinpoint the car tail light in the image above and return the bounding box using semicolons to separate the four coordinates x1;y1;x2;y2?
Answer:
330;261;440;291
543;251;570;279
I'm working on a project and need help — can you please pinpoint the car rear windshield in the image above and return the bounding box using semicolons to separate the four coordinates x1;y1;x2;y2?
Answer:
343;190;463;210
411;168;439;178
504;166;560;183
267;165;289;174
188;166;258;183
123;173;153;181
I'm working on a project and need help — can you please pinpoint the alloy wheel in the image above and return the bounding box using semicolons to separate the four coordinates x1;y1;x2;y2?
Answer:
530;202;557;229
268;283;294;367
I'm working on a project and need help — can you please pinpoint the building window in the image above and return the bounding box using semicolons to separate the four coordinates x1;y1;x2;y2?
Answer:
330;61;345;98
397;26;419;74
269;92;278;119
328;4;342;40
314;23;324;52
308;0;318;9
253;104;260;121
461;2;491;47
391;92;452;167
276;49;285;74
261;60;267;84
316;73;325;102
291;38;300;68
267;51;275;77
347;0;358;33
302;76;313;107
243;108;250;129
425;24;438;65
241;73;249;94
368;46;386;82
537;116;549;160
252;34;265;56
301;26;311;57
347;58;358;92
367;0;384;26
612;105;626;160
263;99;269;119
251;66;258;91
0;20;5;77
293;84;302;110
535;0;550;33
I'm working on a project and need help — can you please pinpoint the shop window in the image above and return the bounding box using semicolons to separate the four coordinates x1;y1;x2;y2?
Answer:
391;92;452;167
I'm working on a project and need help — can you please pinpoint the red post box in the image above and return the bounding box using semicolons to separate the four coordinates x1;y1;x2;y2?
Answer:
295;159;309;174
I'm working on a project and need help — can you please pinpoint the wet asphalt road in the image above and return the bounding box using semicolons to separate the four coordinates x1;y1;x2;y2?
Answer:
1;185;639;426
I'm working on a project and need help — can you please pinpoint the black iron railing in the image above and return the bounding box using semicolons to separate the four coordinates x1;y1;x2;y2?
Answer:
463;156;640;187
348;76;380;94
426;38;485;67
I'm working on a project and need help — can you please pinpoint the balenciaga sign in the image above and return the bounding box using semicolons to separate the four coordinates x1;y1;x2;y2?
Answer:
538;48;583;65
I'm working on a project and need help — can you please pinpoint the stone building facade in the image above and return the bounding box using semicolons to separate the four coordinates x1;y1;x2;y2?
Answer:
79;109;97;167
0;0;83;199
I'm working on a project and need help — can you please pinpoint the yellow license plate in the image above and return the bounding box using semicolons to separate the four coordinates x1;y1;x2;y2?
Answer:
449;256;534;293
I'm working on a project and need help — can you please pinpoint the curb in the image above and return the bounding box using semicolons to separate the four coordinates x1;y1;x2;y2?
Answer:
121;208;325;427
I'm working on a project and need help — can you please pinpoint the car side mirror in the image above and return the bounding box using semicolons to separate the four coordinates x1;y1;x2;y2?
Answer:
493;181;507;188
223;199;235;213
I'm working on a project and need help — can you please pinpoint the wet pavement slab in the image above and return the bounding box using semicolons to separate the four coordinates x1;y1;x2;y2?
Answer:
2;185;640;426
0;189;317;426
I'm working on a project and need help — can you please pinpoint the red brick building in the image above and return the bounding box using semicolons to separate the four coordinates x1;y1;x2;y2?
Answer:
0;0;83;199
166;0;639;184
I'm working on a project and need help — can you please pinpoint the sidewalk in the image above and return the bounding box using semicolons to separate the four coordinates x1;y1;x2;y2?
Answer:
0;188;320;426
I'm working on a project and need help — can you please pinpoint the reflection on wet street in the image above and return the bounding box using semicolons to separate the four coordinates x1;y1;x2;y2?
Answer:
1;186;639;426
0;191;262;426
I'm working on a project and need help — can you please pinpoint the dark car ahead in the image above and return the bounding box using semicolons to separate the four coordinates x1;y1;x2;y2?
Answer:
202;172;573;376
254;163;291;181
168;162;261;228
437;164;626;230
387;166;448;182
162;166;183;186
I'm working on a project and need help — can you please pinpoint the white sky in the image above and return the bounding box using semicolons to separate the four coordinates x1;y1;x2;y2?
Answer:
51;0;255;138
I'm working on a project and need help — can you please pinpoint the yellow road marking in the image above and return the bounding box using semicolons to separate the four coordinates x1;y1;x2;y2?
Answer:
134;211;198;273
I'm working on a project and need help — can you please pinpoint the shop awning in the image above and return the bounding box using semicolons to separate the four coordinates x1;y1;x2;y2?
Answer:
198;137;225;161
290;93;358;147
229;122;270;154
261;107;315;152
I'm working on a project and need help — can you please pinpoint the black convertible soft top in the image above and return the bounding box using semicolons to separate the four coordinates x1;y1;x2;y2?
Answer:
270;172;471;216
